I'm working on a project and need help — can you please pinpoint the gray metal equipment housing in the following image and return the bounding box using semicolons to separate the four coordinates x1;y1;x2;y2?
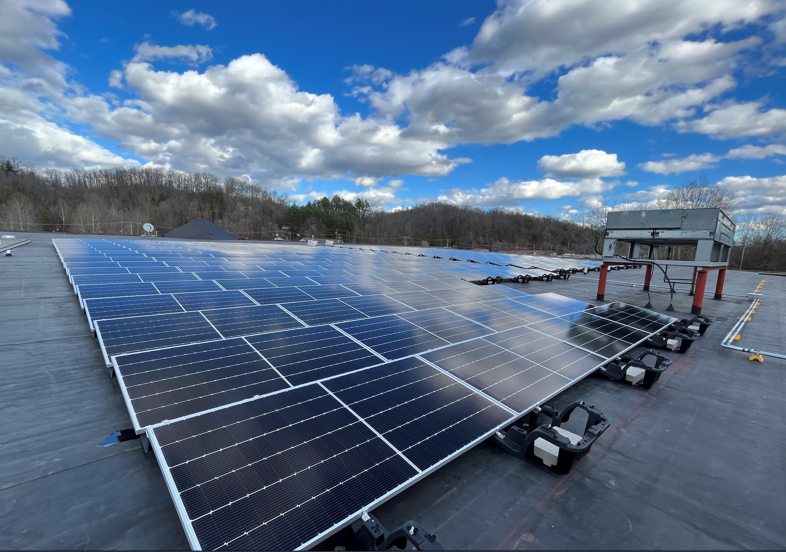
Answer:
603;208;735;267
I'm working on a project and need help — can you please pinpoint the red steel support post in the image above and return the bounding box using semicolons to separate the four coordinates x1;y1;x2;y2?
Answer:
714;268;726;300
691;270;708;315
643;264;653;292
597;263;609;301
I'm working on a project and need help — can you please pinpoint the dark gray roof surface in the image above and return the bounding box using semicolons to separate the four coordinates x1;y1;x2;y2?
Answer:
165;217;236;240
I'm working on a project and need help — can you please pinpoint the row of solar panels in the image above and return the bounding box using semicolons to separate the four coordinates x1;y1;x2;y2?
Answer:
54;238;674;551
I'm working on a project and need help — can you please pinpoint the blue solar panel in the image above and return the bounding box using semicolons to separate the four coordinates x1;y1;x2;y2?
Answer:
337;315;448;360
152;280;223;294
243;287;314;305
201;305;303;338
214;278;274;290
85;295;184;326
96;311;221;362
173;290;256;312
282;298;367;326
79;282;159;301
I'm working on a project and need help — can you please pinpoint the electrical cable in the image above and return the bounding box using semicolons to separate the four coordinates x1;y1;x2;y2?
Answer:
594;226;676;310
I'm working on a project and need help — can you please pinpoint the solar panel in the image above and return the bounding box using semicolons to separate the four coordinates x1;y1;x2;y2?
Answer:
173;290;257;312
533;312;653;359
322;356;514;470
149;385;419;550
398;308;492;343
85;294;184;329
153;280;223;294
299;284;360;300
95;311;221;365
113;337;292;431
265;277;319;288
337;315;449;360
137;273;200;282
386;291;452;310
337;295;415;318
245;325;382;385
201;305;303;338
584;302;676;333
215;278;275;290
71;274;142;287
281;298;367;326
243;287;315;305
78;282;158;302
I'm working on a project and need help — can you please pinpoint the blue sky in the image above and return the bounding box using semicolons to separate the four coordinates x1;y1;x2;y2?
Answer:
2;0;786;217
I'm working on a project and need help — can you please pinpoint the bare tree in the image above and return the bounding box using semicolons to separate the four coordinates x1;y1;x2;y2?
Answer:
658;176;738;213
0;195;37;231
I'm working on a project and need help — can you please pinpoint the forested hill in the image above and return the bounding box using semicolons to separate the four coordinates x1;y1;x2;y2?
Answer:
0;158;599;254
1;156;785;270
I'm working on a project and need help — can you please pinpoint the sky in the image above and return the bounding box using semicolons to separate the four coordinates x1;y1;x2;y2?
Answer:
2;0;786;218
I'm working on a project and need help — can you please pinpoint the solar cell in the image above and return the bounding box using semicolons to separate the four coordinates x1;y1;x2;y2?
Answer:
173;290;256;312
201;305;303;338
126;266;182;274
113;338;291;431
245;325;381;385
510;294;589;316
95;311;221;364
282;298;367;326
323;357;514;470
150;385;418;551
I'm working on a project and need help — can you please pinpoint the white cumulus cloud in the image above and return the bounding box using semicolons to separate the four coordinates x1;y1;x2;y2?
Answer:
638;153;721;175
537;149;625;178
725;144;786;159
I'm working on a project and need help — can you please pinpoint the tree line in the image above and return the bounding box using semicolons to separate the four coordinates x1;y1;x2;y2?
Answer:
1;156;784;270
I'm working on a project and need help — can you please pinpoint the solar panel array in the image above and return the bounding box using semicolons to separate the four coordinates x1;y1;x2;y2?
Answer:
53;238;673;551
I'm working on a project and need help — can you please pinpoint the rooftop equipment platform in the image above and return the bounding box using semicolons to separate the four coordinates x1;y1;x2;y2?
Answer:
598;209;736;315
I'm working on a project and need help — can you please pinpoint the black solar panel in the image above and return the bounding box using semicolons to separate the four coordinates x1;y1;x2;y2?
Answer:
337;315;449;360
114;338;291;430
323;357;514;470
534;312;652;359
398;309;492;343
150;385;418;550
245;325;382;385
